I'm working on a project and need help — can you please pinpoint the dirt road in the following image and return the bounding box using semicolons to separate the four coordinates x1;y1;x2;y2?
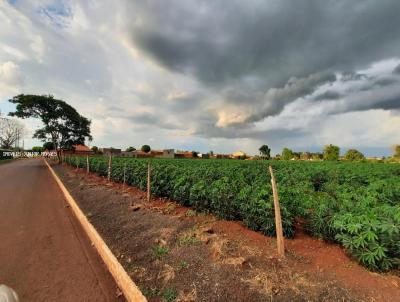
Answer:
0;159;123;301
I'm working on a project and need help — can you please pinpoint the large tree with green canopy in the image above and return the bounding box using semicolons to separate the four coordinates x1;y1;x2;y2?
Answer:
344;149;365;161
323;144;340;161
258;144;271;159
281;147;294;160
8;94;92;162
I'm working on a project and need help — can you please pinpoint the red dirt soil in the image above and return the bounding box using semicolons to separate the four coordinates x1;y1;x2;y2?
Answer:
212;220;400;301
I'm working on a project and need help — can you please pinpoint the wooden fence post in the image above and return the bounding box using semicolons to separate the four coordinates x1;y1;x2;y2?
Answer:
123;163;126;190
147;162;151;202
76;157;79;169
269;165;285;258
108;155;112;181
86;155;89;174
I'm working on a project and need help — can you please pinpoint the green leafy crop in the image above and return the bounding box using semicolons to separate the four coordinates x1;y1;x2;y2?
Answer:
65;156;400;271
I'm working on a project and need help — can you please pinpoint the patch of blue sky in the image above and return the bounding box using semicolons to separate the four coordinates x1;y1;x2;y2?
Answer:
0;100;16;117
36;1;72;29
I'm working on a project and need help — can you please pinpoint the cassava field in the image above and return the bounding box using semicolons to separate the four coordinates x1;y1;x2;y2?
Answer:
66;156;400;272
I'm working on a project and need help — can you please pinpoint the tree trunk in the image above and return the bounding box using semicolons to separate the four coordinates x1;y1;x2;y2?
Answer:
57;149;62;164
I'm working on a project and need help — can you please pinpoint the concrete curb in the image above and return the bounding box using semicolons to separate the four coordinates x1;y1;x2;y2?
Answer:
44;159;147;302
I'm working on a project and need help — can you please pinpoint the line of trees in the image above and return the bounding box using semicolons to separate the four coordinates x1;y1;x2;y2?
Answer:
277;145;365;161
277;145;400;161
258;143;400;162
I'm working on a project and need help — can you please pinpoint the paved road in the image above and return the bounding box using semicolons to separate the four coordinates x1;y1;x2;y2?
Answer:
0;159;121;301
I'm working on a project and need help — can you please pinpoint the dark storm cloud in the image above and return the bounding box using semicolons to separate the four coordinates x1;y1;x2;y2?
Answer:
345;96;400;112
245;72;337;123
194;116;306;140
374;98;400;110
372;77;399;87
127;0;400;127
313;90;341;101
129;0;400;85
393;64;400;74
341;72;369;82
128;113;180;130
324;81;400;115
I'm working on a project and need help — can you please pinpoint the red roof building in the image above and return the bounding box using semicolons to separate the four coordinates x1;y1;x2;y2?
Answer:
63;145;94;155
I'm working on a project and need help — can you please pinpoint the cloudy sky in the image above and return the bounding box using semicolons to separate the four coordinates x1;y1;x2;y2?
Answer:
1;0;400;156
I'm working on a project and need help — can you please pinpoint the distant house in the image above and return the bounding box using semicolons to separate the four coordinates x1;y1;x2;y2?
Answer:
214;153;230;159
175;151;194;159
63;144;94;155
199;153;210;159
151;150;164;157
231;151;247;159
133;150;152;158
120;151;136;157
100;148;121;156
162;149;175;158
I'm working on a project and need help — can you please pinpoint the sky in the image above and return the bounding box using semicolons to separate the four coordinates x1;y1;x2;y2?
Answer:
0;0;400;156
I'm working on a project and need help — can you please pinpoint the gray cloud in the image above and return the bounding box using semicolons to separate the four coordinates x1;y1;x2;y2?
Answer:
313;90;341;101
341;72;369;82
324;82;400;115
129;1;400;86
128;113;180;130
127;0;400;129
246;72;336;123
393;64;400;75
373;77;399;87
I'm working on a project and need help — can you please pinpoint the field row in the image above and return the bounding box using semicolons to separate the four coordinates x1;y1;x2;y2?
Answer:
65;156;400;271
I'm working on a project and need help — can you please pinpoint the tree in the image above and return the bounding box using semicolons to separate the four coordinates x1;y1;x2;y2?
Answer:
141;144;151;153
91;146;102;154
292;152;301;160
344;149;365;161
393;145;400;158
259;144;271;159
281;148;294;160
300;152;312;160
192;151;199;158
311;152;323;160
8;94;92;162
32;146;44;152
0;116;25;149
323;144;340;161
43;141;55;150
126;146;136;152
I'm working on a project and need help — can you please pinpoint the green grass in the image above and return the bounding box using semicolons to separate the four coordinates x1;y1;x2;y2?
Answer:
185;209;196;217
141;287;160;298
151;245;169;259
141;287;177;302
178;234;200;246
162;288;177;302
177;260;189;270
